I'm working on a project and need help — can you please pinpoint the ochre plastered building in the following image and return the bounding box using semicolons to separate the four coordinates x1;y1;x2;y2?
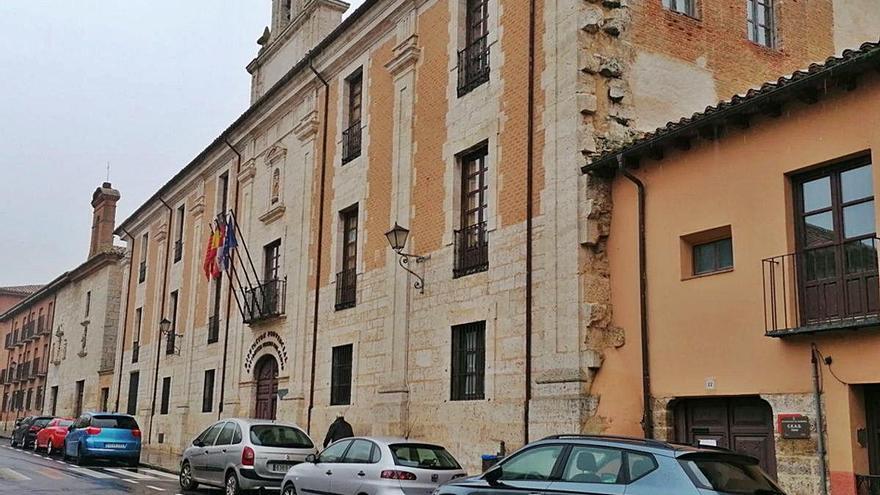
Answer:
587;41;880;495
106;0;880;475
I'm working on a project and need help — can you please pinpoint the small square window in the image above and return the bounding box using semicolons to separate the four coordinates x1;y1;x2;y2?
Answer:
662;0;696;17
693;238;733;275
681;226;734;278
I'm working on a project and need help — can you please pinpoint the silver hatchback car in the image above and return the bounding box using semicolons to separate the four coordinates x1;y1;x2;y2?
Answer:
282;437;467;495
179;418;317;494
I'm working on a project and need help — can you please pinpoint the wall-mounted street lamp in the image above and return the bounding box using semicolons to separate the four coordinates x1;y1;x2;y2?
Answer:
158;317;181;355
385;223;430;294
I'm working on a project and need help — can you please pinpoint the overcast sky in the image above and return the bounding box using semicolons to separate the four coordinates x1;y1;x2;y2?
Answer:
0;1;365;287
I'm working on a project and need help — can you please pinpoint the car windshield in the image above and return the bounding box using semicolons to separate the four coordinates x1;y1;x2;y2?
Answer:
390;444;461;470
91;416;139;429
679;455;782;494
249;425;313;449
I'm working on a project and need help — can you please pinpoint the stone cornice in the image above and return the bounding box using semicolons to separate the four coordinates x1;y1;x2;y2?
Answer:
293;110;320;142
238;159;257;185
259;204;287;225
265;145;288;165
385;34;421;78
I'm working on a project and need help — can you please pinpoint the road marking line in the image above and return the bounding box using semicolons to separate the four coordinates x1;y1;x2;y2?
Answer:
0;467;31;481
122;478;138;484
141;468;179;480
38;467;65;480
147;486;165;492
67;466;117;479
106;467;156;480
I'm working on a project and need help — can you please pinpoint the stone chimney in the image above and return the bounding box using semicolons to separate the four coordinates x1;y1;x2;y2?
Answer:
89;182;121;257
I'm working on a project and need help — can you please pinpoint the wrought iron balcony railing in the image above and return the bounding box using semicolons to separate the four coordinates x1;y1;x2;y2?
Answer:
138;260;147;283
454;221;489;278
457;35;490;97
207;315;220;344
243;278;287;324
857;474;880;495
335;268;357;311
4;333;12;350
30;358;39;379
342;120;362;164
763;237;880;336
131;341;140;363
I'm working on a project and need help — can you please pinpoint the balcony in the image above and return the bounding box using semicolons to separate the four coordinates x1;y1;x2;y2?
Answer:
174;239;183;263
4;333;12;349
857;474;880;495
454;222;489;278
335;268;357;311
763;237;880;336
242;278;287;324
131;341;140;363
30;358;39;379
208;315;220;344
341;120;362;164
24;321;36;341
457;35;490;97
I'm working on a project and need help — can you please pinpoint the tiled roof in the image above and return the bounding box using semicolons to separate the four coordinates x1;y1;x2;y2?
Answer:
583;39;880;174
0;284;43;296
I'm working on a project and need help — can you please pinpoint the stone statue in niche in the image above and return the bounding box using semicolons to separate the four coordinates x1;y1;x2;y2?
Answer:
271;168;281;205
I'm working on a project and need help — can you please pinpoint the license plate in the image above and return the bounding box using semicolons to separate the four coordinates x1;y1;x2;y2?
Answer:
270;463;293;472
105;443;126;449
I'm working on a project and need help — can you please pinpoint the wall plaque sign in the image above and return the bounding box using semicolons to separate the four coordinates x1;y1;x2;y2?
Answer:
780;415;811;439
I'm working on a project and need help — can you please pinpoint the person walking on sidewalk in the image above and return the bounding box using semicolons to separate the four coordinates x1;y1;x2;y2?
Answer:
323;413;354;447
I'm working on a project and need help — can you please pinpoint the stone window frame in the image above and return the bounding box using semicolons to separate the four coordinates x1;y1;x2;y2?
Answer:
444;135;499;253
335;56;371;169
746;0;777;49
661;0;699;19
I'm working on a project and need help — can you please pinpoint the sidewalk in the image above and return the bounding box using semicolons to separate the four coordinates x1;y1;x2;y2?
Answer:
140;447;181;474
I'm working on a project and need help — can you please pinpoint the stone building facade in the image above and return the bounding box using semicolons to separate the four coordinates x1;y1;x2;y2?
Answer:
108;0;880;472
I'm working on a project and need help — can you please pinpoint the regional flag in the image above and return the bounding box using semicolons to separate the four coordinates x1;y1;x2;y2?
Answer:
203;226;216;279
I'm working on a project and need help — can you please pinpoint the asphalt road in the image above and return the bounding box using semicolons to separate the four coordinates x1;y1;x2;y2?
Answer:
0;444;213;494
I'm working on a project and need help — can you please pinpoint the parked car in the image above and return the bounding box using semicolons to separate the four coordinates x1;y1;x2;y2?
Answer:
434;434;785;495
62;413;142;467
9;416;32;447
179;418;317;494
11;415;53;449
34;417;74;455
282;437;467;495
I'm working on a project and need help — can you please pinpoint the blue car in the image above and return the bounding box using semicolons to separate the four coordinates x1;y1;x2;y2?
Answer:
63;413;142;467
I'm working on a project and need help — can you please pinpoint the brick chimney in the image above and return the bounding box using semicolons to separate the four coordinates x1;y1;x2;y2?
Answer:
89;182;121;257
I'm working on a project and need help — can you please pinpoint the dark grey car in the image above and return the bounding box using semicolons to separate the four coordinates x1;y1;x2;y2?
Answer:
435;435;785;495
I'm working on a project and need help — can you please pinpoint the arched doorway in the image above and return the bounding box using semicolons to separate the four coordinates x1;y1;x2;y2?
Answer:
254;355;279;420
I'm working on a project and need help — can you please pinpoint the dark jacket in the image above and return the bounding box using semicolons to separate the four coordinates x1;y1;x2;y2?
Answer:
323;417;354;447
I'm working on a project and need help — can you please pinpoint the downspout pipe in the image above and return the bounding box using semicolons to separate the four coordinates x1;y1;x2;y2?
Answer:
307;54;330;435
524;0;536;445
220;138;243;418
147;198;173;444
811;344;829;495
114;228;136;413
43;291;58;415
618;155;653;439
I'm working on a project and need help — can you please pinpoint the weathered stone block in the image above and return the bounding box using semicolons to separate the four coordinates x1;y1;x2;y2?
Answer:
580;6;605;34
577;93;598;114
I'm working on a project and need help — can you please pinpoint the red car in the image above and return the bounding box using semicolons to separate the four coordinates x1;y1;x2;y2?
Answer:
34;418;73;455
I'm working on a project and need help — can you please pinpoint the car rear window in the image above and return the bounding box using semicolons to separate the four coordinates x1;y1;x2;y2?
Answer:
390;444;461;470
679;454;781;494
249;425;313;449
91;415;139;429
58;420;73;427
33;418;53;427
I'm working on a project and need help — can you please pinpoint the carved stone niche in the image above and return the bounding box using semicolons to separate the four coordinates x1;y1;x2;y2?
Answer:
260;145;287;224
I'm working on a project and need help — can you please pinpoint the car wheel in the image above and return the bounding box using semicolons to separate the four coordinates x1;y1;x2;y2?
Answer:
225;471;241;495
282;482;297;495
179;461;199;491
10;436;16;448
75;444;87;466
33;440;39;452
46;441;53;456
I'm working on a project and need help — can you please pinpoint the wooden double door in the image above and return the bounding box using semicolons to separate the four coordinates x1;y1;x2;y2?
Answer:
674;397;777;477
254;356;278;421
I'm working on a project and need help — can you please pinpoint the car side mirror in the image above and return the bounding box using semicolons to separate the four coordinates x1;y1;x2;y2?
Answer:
68;425;75;431
484;466;503;486
193;440;204;447
305;454;317;464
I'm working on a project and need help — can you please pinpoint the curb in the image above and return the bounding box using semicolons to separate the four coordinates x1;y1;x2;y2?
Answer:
141;460;178;475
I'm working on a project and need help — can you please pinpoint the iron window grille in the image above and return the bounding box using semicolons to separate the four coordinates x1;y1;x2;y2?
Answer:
243;278;287;324
455;145;489;277
342;69;363;164
454;222;489;277
451;321;486;401
335;268;357;310
747;0;775;48
342;120;362;164
331;344;353;406
457;35;490;97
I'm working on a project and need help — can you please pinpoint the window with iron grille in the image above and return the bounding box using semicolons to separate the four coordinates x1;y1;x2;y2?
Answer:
458;0;490;96
331;344;353;406
166;291;178;355
174;203;185;263
662;0;696;17
127;372;139;415
342;69;363;164
451;321;485;401
336;206;358;310
160;377;171;415
454;145;489;277
264;240;282;282
746;0;775;47
202;369;215;413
